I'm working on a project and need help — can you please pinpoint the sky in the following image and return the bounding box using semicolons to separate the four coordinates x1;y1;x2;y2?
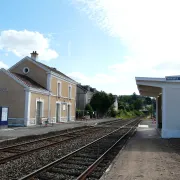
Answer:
1;0;180;95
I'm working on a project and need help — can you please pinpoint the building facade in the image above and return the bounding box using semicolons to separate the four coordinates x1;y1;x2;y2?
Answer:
0;51;77;126
76;84;97;110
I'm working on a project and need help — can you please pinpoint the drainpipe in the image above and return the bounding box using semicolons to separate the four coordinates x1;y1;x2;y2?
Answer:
24;89;31;126
47;73;51;122
48;92;51;121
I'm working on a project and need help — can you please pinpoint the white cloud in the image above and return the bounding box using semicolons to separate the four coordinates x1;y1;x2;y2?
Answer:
68;72;88;82
74;0;180;94
68;71;119;84
0;30;59;61
68;71;129;94
0;61;8;69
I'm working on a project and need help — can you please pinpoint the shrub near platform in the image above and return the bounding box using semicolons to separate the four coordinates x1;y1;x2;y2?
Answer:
116;109;144;119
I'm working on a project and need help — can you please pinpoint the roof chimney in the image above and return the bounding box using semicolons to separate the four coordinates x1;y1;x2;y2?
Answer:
30;51;38;61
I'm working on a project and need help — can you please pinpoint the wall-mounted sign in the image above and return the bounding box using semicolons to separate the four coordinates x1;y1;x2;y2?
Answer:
166;76;180;80
63;104;66;111
1;107;8;121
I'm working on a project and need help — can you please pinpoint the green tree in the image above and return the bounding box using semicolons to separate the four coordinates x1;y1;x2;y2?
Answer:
85;103;93;111
145;97;152;105
85;103;93;117
132;92;138;101
118;104;125;110
108;106;117;117
90;91;115;117
133;99;143;110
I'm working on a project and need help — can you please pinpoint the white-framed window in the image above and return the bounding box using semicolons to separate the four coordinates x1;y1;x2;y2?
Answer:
57;81;61;97
68;85;72;99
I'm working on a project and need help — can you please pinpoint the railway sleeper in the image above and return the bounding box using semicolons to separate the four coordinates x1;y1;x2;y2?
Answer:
70;156;96;162
75;154;98;159
87;171;103;179
48;167;83;177
56;163;89;170
2;148;26;153
81;148;111;155
37;171;75;180
64;160;93;166
87;138;132;179
82;144;112;151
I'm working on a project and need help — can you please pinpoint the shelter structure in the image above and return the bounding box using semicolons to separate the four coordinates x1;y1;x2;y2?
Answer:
136;75;180;138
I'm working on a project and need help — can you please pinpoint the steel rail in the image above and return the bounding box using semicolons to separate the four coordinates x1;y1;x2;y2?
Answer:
19;118;140;180
0;120;128;164
0;119;124;152
0;126;93;151
0;127;101;164
76;120;140;180
97;118;121;125
0;136;77;164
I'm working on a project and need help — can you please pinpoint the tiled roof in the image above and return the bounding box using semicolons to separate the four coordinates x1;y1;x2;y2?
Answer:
13;73;47;91
77;84;97;93
35;61;76;83
77;84;88;92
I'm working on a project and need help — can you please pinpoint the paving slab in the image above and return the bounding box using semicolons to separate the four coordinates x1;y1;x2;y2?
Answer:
0;118;116;142
100;120;180;180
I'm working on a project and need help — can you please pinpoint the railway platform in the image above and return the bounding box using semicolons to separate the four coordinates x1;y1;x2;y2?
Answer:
100;120;180;180
0;118;116;142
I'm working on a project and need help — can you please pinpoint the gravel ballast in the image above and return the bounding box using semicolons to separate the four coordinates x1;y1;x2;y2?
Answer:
0;127;117;179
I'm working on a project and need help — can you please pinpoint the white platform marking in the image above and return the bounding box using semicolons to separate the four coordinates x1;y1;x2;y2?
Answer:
138;125;149;128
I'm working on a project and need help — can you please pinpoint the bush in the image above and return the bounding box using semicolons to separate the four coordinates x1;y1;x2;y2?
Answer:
109;106;117;117
85;104;93;111
85;104;93;117
116;109;143;119
106;106;116;118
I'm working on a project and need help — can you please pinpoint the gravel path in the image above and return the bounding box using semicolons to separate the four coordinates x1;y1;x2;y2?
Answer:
100;122;180;180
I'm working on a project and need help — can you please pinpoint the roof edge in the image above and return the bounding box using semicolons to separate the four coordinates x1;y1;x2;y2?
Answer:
77;84;88;92
9;56;50;72
135;77;165;82
0;69;50;94
8;55;77;85
28;87;50;95
49;71;78;85
0;68;28;88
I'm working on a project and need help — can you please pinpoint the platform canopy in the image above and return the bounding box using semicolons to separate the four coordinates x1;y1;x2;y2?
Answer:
135;75;180;138
135;77;165;97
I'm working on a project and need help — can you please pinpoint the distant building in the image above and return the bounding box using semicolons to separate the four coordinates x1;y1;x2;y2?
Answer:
76;84;97;110
114;95;118;111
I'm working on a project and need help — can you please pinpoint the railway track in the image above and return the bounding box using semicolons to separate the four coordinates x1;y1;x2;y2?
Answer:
19;118;141;180
0;126;97;164
0;119;127;165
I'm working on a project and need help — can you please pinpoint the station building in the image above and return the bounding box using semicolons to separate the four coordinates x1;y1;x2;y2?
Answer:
136;76;180;138
0;51;77;127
